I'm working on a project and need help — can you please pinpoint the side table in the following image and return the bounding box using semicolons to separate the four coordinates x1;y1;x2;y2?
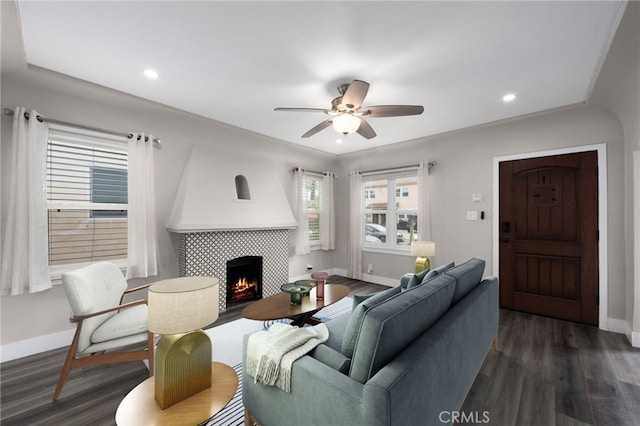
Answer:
115;362;238;426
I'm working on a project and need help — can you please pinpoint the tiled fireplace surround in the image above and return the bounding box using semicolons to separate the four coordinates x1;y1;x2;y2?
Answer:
176;229;290;313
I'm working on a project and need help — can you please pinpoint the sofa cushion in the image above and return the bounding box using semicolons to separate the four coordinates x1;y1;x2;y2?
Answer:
310;344;351;374
341;286;401;358
444;258;485;304
349;274;456;384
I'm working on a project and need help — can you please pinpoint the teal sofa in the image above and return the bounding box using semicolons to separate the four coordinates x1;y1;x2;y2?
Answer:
242;258;498;426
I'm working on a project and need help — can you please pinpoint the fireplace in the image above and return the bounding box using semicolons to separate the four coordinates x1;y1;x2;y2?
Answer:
226;256;263;307
175;229;290;313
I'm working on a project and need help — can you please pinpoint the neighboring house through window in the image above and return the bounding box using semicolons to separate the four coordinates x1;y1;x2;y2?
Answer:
46;127;128;268
363;171;418;250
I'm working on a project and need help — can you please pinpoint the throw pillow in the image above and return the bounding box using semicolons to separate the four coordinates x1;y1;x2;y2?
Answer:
352;293;373;310
433;261;456;276
418;268;441;285
405;268;430;290
341;286;401;358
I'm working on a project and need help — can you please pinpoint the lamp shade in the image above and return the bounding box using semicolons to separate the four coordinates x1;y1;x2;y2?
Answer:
332;113;361;134
148;277;219;335
411;241;436;257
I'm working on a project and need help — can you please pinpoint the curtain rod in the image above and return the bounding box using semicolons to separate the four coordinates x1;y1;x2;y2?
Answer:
292;167;339;178
3;108;161;144
360;161;437;176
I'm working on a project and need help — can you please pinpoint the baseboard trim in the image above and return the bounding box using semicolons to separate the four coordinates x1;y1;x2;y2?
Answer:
607;317;640;348
1;328;74;363
360;273;398;287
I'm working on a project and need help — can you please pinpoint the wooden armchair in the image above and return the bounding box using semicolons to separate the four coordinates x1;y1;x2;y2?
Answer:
53;262;154;401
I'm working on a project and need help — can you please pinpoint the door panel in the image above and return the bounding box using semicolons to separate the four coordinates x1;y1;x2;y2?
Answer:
499;151;598;325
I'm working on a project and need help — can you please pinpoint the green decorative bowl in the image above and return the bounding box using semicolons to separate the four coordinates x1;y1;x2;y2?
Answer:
281;281;314;305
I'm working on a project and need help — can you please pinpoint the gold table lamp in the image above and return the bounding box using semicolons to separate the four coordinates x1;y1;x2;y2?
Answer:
411;241;436;273
147;277;219;409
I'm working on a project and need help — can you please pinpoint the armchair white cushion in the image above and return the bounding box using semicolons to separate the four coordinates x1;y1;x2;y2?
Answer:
90;304;148;345
53;261;154;400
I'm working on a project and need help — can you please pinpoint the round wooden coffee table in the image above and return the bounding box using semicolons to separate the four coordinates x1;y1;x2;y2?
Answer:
241;284;349;326
115;362;237;425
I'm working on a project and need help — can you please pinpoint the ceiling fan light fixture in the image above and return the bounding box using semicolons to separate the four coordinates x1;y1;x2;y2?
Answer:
332;113;360;135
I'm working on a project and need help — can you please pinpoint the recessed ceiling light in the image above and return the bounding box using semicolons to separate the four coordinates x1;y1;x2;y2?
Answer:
502;93;516;102
144;69;159;79
336;138;343;144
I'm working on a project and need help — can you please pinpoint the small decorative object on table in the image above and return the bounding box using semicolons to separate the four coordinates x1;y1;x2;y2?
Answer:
281;281;314;305
310;272;329;300
296;279;316;295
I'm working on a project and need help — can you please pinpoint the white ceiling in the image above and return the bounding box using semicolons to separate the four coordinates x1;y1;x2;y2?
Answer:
16;1;626;155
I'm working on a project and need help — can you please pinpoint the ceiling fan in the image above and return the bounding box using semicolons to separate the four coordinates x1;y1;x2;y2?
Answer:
274;79;424;139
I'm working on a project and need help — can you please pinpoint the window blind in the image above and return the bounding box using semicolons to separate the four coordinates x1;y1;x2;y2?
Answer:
46;129;128;266
304;176;323;244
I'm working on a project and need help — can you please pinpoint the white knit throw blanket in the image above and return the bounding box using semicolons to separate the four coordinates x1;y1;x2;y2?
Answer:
246;322;329;392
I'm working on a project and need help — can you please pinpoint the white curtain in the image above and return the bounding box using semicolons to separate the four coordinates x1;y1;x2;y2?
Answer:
321;173;336;251
293;169;310;255
126;133;159;279
347;171;363;279
1;108;52;295
417;161;432;241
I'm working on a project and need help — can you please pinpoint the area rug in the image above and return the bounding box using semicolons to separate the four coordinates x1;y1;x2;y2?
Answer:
204;297;353;425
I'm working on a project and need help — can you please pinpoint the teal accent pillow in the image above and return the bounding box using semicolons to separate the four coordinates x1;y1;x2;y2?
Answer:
352;293;374;310
341;286;401;358
405;268;430;290
433;261;455;276
419;268;441;285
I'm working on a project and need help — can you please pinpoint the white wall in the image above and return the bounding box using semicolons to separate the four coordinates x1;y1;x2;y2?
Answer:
336;105;627;321
588;0;640;342
0;66;338;356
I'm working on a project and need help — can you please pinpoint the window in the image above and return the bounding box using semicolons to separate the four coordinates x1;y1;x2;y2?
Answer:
395;187;409;197
364;189;376;199
46;127;128;267
363;172;418;250
303;175;323;247
90;166;127;218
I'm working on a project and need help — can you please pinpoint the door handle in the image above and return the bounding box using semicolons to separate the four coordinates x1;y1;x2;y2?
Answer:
502;222;511;233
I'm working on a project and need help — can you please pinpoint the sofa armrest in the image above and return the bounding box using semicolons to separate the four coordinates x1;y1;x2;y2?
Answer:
310;344;351;374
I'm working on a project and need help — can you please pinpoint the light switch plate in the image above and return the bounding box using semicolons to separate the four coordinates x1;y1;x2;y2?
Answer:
472;193;483;203
467;211;478;220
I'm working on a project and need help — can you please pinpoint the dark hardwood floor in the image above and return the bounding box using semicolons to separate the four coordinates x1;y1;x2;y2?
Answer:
2;276;639;426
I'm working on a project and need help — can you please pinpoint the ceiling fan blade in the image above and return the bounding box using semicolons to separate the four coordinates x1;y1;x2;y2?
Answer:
356;118;376;139
274;107;329;113
302;119;333;138
361;105;424;117
342;80;369;110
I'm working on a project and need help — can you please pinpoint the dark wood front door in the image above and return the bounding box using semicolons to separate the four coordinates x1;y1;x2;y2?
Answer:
499;151;599;325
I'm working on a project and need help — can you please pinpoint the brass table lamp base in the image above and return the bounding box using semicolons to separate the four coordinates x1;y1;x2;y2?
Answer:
415;256;431;274
155;330;212;409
